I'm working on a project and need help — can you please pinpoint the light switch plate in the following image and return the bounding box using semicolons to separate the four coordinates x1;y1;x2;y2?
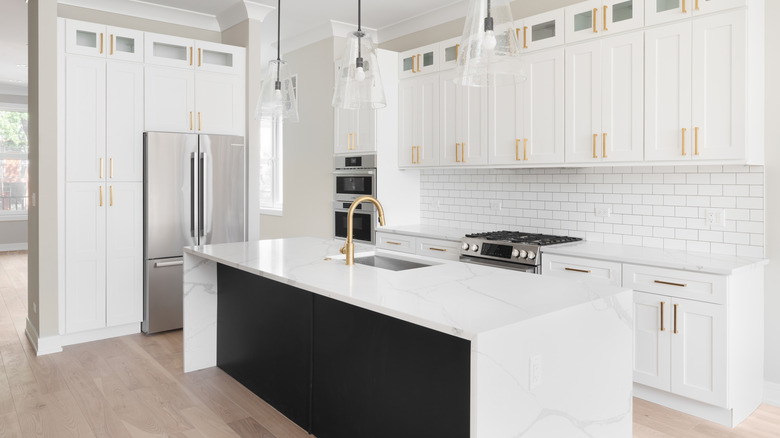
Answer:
489;200;502;213
705;208;726;227
595;205;611;218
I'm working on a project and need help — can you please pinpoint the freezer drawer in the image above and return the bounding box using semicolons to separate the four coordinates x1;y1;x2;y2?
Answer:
143;257;184;333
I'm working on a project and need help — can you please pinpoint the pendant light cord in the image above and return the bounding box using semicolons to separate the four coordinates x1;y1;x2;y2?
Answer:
357;0;362;59
275;0;281;88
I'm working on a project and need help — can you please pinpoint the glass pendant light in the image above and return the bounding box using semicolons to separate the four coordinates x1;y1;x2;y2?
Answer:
256;0;299;121
456;0;524;87
332;0;386;110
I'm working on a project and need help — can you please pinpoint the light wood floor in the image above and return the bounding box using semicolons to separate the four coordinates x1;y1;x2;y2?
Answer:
1;251;779;437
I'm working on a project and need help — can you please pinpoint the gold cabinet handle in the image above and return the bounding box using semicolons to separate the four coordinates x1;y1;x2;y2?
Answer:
524;138;528;161
109;185;114;207
386;241;402;245
660;301;666;332
99;185;103;206
109;158;114;179
695;127;700;156
516;28;520;41
603;6;608;31
564;267;591;273
593;8;598;33
523;26;529;49
654;280;687;287
456;143;461;162
593;134;598;159
412;146;417;164
455;44;459;60
695;0;700;10
190;47;193;66
429;247;447;252
462;142;466;163
417;54;421;72
673;303;679;334
198;112;202;131
417;145;421;163
411;55;416;73
190;111;194;131
198;48;202;67
99;157;104;179
603;132;607;158
683;0;687;13
100;33;104;54
110;34;114;55
515;139;521;161
682;127;687;156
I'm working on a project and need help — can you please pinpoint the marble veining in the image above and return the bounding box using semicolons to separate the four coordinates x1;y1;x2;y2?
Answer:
378;224;473;241
542;241;767;275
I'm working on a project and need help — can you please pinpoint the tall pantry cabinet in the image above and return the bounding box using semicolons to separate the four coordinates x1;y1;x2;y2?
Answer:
62;19;144;334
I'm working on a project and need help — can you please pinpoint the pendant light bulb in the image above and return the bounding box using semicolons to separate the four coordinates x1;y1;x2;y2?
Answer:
482;30;496;50
355;56;366;81
273;83;283;101
255;0;298;121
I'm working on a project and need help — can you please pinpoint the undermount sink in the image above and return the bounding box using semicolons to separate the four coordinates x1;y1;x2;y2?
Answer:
353;255;435;271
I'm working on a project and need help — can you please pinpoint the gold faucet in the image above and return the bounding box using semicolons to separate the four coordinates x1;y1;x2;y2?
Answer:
340;195;386;265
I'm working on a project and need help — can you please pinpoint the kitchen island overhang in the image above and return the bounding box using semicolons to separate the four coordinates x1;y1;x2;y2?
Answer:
183;237;633;438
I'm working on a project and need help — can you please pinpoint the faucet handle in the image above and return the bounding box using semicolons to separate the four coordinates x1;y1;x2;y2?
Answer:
339;244;347;255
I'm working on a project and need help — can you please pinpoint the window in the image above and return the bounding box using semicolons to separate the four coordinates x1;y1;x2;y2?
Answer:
258;74;296;215
0;109;29;218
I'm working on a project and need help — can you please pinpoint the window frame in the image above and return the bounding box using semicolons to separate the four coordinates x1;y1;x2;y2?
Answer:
0;103;29;221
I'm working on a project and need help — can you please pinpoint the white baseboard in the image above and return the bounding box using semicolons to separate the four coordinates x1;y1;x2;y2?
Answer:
764;381;780;407
0;243;28;252
25;318;63;356
25;320;141;356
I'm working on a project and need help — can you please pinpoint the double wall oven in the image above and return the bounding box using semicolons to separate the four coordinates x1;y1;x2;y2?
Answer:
334;154;377;244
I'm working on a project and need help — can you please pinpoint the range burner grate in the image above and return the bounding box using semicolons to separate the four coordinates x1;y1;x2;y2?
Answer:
464;230;582;246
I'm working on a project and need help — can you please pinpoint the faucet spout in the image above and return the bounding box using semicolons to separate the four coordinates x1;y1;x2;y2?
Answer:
343;195;385;265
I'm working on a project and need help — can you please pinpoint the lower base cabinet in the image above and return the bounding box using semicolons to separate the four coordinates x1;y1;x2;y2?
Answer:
216;264;470;437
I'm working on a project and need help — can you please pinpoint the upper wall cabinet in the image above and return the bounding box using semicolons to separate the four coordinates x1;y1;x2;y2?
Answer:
398;74;440;167
399;43;439;79
566;0;645;43
645;0;746;26
515;9;566;52
438;37;461;71
144;33;245;75
439;69;488;166
65;20;144;62
566;31;644;163
645;10;746;162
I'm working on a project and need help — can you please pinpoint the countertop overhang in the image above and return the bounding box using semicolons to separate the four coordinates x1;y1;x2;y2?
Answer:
184;237;630;340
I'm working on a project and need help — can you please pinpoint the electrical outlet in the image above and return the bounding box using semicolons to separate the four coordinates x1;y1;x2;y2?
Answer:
705;208;726;227
434;199;443;211
33;302;37;313
595;206;611;218
489;200;502;212
529;354;542;390
31;193;36;208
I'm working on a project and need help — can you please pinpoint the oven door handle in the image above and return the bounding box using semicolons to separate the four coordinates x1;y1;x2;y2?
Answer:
333;169;376;176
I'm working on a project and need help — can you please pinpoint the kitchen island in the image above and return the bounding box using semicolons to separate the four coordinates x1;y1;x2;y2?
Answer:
183;237;633;438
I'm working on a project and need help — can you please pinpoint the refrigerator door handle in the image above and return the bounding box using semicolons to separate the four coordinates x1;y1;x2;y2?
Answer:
154;260;184;268
199;152;205;238
190;153;196;238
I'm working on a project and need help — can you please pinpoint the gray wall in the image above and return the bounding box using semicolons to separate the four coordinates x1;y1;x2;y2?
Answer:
259;38;335;239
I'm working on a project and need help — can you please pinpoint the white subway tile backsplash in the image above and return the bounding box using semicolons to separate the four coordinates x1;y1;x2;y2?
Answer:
420;166;765;257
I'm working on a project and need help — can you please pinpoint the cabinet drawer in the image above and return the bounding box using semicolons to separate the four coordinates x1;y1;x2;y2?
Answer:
417;238;461;261
376;232;416;254
542;254;622;286
623;264;726;304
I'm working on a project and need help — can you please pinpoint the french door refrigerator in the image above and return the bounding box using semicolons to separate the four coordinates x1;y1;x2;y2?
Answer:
143;132;246;333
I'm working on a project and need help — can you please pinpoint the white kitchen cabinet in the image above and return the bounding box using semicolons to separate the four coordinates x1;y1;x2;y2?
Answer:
646;10;746;162
399;43;439;79
633;291;672;391
334;108;376;154
145;66;244;135
65;56;143;183
376;231;460;261
145;33;245;75
438;37;461;71
65;183;107;334
398;74;439;167
488;74;524;165
105;182;143;327
439;69;487;166
65;19;143;62
645;0;745;26
521;48;565;164
566;0;644;43
515;9;566;52
541;253;622;286
376;232;416;254
566;31;644;163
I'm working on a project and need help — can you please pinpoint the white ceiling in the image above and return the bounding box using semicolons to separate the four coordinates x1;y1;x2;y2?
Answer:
0;0;28;96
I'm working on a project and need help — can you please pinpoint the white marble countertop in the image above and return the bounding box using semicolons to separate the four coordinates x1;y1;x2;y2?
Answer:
377;224;472;241
184;237;630;340
541;241;768;275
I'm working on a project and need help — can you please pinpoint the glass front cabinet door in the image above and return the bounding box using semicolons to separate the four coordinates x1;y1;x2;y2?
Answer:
65;19;144;62
516;9;565;52
566;0;644;43
644;0;745;26
398;43;439;79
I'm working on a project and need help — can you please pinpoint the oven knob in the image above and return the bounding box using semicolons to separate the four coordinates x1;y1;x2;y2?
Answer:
471;244;480;252
518;250;528;259
511;249;520;258
527;251;537;260
461;242;470;251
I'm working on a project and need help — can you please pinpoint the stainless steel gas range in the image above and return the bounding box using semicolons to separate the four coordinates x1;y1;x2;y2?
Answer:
460;231;582;273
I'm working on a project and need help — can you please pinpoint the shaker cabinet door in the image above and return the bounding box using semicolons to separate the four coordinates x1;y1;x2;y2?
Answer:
145;66;196;133
523;48;565;164
106;182;143;327
65;56;106;182
194;72;245;136
565;40;602;163
633;291;672;391
106;61;144;182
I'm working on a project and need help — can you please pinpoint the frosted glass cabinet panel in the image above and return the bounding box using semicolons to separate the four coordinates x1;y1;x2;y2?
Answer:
516;9;565;52
65;20;143;62
399;43;438;79
646;0;745;26
566;0;644;42
438;37;461;71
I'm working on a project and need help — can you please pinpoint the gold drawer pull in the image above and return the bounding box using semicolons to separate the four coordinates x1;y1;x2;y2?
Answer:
523;138;528;161
603;6;608;31
682;0;687;13
110;158;114;179
386;241;402;246
99;157;104;179
565;267;591;274
654;280;687;288
429;247;447;252
592;8;598;33
593;134;598;158
695;127;700;156
523;26;528;49
110;34;114;55
455;44;459;60
99;186;103;206
100;33;104;54
456;143;461;163
682;127;687;156
109;185;114;206
660;301;666;331
515;139;521;161
673;303;679;334
603;132;607;158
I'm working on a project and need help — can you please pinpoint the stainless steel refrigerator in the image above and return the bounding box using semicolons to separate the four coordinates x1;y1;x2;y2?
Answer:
143;132;246;334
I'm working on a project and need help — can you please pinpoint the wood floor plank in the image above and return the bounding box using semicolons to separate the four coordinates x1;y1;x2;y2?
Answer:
15;389;96;438
0;411;22;438
179;406;243;438
227;416;277;438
